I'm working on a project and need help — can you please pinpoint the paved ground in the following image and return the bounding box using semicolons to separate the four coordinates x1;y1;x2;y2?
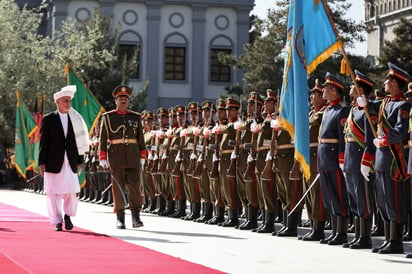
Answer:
1;189;412;273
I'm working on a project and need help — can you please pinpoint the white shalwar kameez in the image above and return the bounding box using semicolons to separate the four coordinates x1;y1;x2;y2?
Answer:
44;112;80;225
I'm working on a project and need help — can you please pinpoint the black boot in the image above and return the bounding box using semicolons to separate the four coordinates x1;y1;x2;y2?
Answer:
131;210;144;228
379;222;404;254
350;218;372;249
328;216;348;245
239;206;258;230
276;210;288;234
195;203;213;223
404;214;412;241
116;211;126;229
159;200;175;216
153;196;166;215
252;209;266;232
372;222;390;253
302;220;325;241
255;211;274;233
371;213;384;236
222;209;239;227
343;217;360;248
277;211;299;237
207;206;225;225
320;215;337;244
183;202;201;220
171;199;187;218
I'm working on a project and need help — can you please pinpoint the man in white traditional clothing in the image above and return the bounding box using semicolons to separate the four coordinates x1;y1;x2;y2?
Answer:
39;85;89;231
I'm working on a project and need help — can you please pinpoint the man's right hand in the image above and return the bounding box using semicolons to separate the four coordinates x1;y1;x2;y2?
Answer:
99;160;109;169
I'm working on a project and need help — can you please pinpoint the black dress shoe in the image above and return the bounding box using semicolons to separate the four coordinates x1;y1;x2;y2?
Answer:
64;214;73;230
55;223;63;231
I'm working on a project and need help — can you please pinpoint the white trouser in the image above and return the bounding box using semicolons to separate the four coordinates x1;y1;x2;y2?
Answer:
46;193;78;225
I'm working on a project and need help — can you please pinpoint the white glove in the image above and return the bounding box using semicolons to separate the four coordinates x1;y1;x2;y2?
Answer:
270;119;280;129
230;151;237;160
100;159;109;169
197;154;203;162
140;159;145;169
212;153;219;162
247;153;255;162
360;164;370;182
190;152;197;160
265;152;272;161
175;151;181;162
339;163;344;172
234;121;243;130
250;121;258;132
356;95;368;107
373;138;380;148
148;152;154;160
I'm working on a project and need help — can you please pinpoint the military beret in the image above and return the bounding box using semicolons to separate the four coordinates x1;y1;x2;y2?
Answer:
216;99;226;110
175;105;186;114
225;98;240;109
187;102;200;113
264;89;278;102
112;85;132;98
322;72;344;92
386;62;411;83
310;79;323;93
156;107;168;117
201;100;213;110
354;70;374;88
247;92;264;106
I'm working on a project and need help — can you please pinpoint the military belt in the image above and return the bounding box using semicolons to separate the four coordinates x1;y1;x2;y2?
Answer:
110;138;137;145
345;137;356;143
257;147;269;152
277;144;294;150
221;149;233;155
319;138;339;144
310;143;318;147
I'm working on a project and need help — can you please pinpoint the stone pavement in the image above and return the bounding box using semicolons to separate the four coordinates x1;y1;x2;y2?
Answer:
1;189;411;274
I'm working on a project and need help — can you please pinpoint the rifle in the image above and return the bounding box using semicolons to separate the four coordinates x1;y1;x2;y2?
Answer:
210;128;221;179
158;116;173;174
261;126;276;181
150;130;160;175
172;127;185;177
227;99;242;177
192;126;210;179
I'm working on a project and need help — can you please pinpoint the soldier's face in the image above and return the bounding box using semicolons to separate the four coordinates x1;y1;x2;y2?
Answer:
322;85;338;101
177;113;185;125
202;108;211;120
115;95;129;111
264;99;276;114
56;96;72;113
310;91;325;108
160;115;168;127
226;107;238;120
218;109;227;121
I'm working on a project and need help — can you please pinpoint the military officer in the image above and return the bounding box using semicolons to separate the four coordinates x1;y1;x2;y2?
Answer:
343;70;377;249
371;63;411;254
99;85;147;229
318;72;350;245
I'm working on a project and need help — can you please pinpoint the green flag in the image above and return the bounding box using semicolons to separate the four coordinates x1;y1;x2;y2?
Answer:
14;91;38;179
65;64;105;135
65;64;105;188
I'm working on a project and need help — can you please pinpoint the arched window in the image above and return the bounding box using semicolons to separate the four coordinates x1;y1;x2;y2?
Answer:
119;30;141;79
209;35;233;83
163;33;188;81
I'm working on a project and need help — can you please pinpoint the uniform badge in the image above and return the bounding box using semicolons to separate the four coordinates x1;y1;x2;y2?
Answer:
370;115;378;125
340;117;347;126
400;110;409;120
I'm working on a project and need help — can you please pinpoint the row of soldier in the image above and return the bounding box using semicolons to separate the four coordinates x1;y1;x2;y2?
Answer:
23;62;412;258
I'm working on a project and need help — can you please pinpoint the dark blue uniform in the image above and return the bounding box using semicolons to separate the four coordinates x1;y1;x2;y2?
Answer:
318;101;349;216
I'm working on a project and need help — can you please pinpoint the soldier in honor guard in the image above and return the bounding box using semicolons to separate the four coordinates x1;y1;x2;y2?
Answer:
217;97;241;227
193;100;215;222
169;105;188;218
99;85;147;229
342;70;377;249
404;83;412;242
181;102;202;220
318;72;350;245
300;80;329;241
248;90;277;234
236;92;263;230
371;63;411;254
154;107;174;216
141;111;156;212
206;98;228;224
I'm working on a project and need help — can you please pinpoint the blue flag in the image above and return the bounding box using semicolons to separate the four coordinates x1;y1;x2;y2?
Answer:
279;0;343;180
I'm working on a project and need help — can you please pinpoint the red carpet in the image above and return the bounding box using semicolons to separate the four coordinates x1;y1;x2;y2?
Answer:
0;203;224;274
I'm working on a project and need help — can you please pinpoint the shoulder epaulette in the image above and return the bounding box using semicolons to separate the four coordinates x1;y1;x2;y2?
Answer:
127;110;141;116
102;110;116;115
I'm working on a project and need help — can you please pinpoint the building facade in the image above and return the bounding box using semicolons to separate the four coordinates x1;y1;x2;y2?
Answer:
36;0;254;111
365;0;412;66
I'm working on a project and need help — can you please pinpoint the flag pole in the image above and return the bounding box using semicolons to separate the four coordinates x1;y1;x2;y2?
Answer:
321;0;377;138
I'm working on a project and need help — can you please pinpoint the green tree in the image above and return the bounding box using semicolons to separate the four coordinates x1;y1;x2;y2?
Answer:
222;0;367;99
377;17;412;86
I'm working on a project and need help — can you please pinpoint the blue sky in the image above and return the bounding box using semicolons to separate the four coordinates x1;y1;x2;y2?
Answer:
251;0;367;56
